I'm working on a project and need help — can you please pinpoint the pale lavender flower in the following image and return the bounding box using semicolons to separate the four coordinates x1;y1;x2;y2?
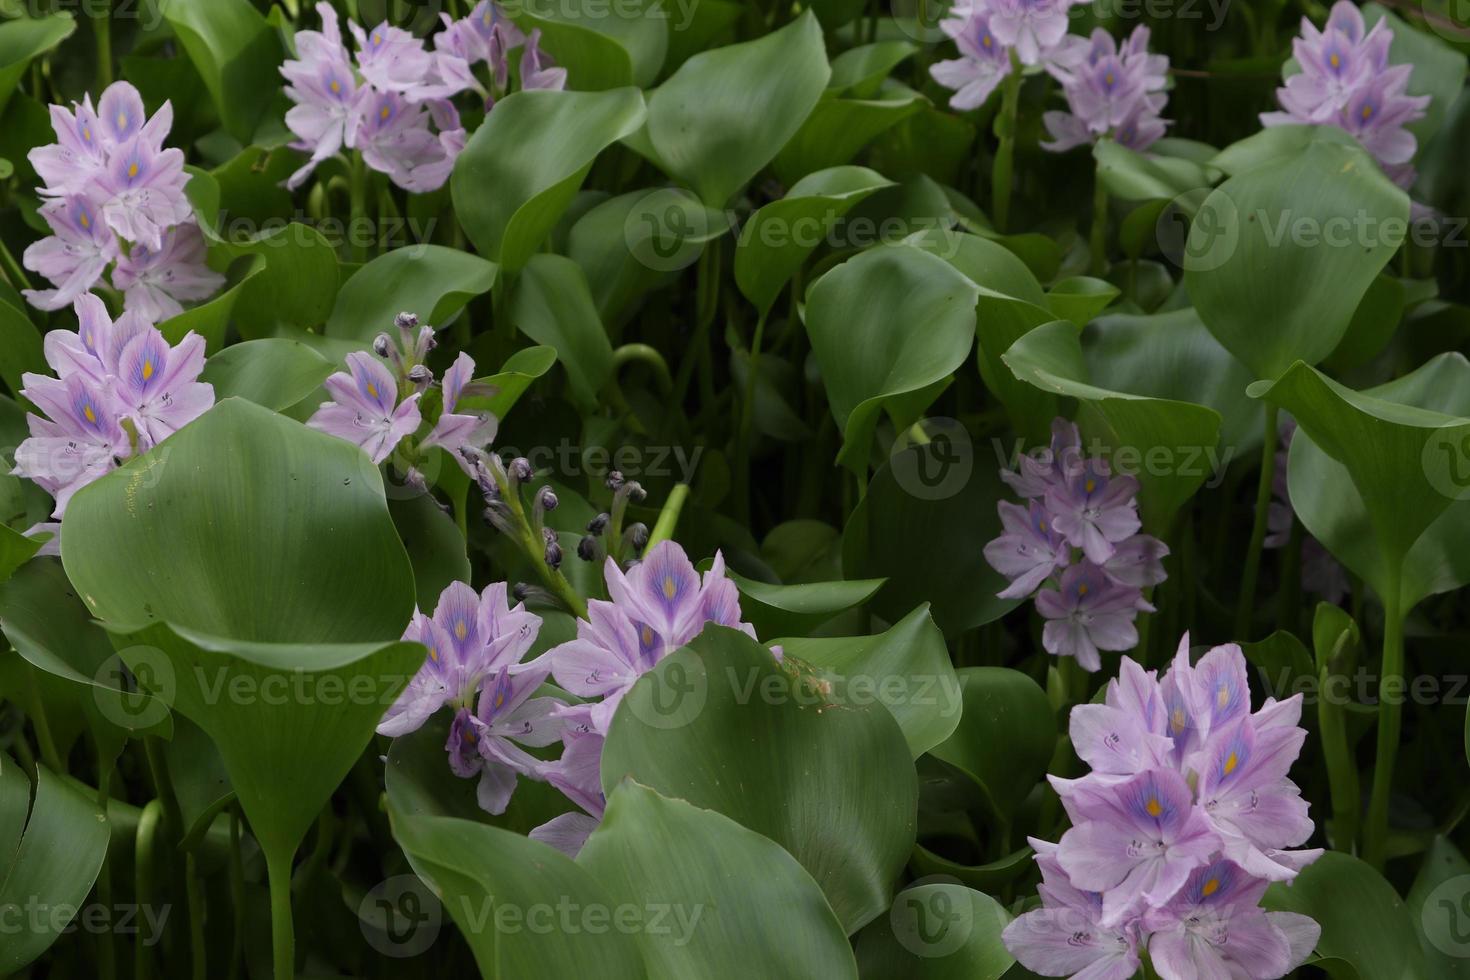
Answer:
1043;26;1170;152
308;351;423;464
986;0;1089;65
29;97;109;196
378;580;542;737
1002;839;1142;980
931;6;1014;110
94;131;193;252
450;661;564;814
281;3;359;190
346;88;462;193
1044;459;1143;564
110;221;224;321
110;328;213;447
349;20;440;97
519;29;568;92
21;194;118;310
13;372;128;518
1141;859;1320;979
1036;563;1153;673
985;500;1069;599
529;721;606;856
420;351;498;471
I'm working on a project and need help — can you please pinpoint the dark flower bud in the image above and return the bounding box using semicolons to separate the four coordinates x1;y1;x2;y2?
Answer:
586;512;611;534
577;535;599;561
605;470;625;491
542;527;563;569
621;480;647;503
406;364;433;385
626;522;649;552
536;486;559;512
394;312;419;331
512;582;531;602
509;457;534;483
372;333;394;357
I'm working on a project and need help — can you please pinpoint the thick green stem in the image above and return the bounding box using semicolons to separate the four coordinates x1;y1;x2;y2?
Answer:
646;483;690;551
348;152;368;264
267;849;296;980
1318;663;1359;852
228;809;246;980
991;61;1022;233
143;735;184;840
22;667;62;772
0;233;34;294
186;853;207;980
1364;585;1404;870
734;310;769;525
94;1;112;88
93;758;116;980
1089;165;1109;275
134;800;163;980
1234;403;1279;640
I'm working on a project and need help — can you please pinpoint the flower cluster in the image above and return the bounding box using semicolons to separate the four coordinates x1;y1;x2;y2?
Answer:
377;581;559;814
23;81;223;319
1003;638;1322;979
12;295;213;520
1042;26;1171;152
1261;1;1429;188
308;311;496;474
530;541;776;856
282;2;565;193
1265;419;1349;604
984;419;1166;672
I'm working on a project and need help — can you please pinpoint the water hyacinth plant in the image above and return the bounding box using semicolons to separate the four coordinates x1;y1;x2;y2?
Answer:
1;1;1468;978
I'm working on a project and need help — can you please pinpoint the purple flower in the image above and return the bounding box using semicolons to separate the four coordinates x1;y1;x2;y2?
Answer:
346;89;462;193
931;6;1014;110
518;29;568;92
281;3;359;190
350;20;440;97
986;0;1088;66
1141;859;1320;979
110;221;224;322
1044;459;1143;564
1262;1;1428;187
451;661;564;814
1002;839;1142;980
985;500;1069;599
11;296;212;516
94;131;193;252
530;721;606;856
1043;26;1171;152
308;351;423;464
378;580;542;738
1036;563;1152;671
21;194;118;310
29;96;109;197
420;351;498;471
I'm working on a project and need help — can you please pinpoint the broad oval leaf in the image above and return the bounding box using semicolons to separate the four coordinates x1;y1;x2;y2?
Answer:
853;883;1014;980
509;253;614;410
326;245;497;342
159;0;285;143
201;338;332;411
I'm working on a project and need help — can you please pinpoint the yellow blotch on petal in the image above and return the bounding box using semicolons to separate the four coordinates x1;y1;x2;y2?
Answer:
1145;798;1162;818
663;576;677;599
1171;707;1185;733
454;620;468;641
1202;878;1220;897
1224;751;1238;776
142;359;154;381
127;162;139;179
117;113;127;130
1217;684;1230;708
1084;478;1096;493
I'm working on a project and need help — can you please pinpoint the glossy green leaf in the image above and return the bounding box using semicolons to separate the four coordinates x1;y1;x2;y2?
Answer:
909;844;1036;894
805;244;978;472
1185;132;1408;379
647;11;830;206
214;222;341;336
1326;273;1405;373
776;604;962;758
390;811;645;977
580;781;858;977
157;253;264;354
927;668;1055;824
164;715;235;850
1094;138;1211;201
602;625;917;933
390;493;470;609
853;883;1014;980
773;84;925;185
0;14;74;119
726;569;885;638
453;88;647;270
1004;319;1224;529
326;245;496;342
514;0;667;88
1408;836;1470;976
159;0;285;143
735;165;891;314
1045;277;1121;328
828;41;918;97
467;345;559;420
509;254;614;409
1258;354;1470;609
200;338;332;411
1264;851;1428;979
0;291;44;398
843;444;1021;635
0;757;110;975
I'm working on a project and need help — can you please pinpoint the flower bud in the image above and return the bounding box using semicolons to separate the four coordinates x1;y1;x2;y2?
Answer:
586;512;611;534
508;457;533;483
577;535;599;561
394;311;419;331
372;333;394;358
536;486;559;512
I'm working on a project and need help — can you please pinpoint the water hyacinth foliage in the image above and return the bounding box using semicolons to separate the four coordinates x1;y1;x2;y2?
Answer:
3;1;1470;977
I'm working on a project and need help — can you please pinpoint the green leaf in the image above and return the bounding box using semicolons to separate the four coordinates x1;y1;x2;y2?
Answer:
389;493;469;609
1045;277;1121;328
843;444;1021;635
514;0;667;88
0;290;44;398
389;811;645;977
158;0;285;143
927;668;1055;824
776;604;962;758
509;254;614;410
325;245;496;343
164;715;236;850
909;844;1036;894
200;338;332;411
647;11;830;206
1256;354;1470;609
1185;132;1409;380
602;625;917;933
828;41;918;97
1093;138;1211;201
1003;319;1224;530
0;757;110;974
0;14;74;119
773;84;925;185
1364;4;1467;147
1408;836;1470;976
853;883;1014;979
157;253;265;354
735;165;892;314
1326;273;1405;373
453;88;647;270
805;244;978;473
580;781;858;977
726;569;885;638
60;399;422;861
472;345;559;420
213;222;341;336
1264;850;1429;979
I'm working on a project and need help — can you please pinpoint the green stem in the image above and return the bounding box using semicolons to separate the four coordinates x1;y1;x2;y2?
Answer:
22;667;62;772
266;849;296;980
143;735;184;840
134;800;163;980
0;232;34;293
228;809;246;980
186;852;207;980
1089;164;1109;275
94;0;112;88
612;343;674;394
1364;584;1404;870
93;757;116;980
1234;403;1279;641
1318;663;1360;852
734;310;769;525
991;59;1022;233
348;152;368;264
645;483;690;551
